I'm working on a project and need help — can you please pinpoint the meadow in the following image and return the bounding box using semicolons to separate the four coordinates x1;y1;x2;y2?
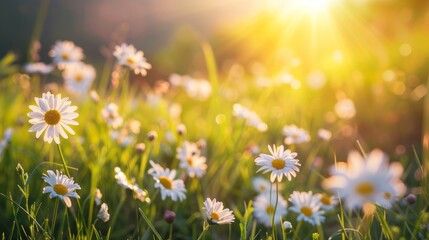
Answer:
0;0;429;239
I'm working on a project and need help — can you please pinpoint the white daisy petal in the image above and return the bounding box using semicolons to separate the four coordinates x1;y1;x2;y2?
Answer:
28;91;78;144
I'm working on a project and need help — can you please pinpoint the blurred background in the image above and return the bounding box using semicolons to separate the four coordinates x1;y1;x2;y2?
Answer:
1;0;429;156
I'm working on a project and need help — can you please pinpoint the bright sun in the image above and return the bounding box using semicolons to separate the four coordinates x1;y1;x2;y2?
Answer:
298;0;331;14
269;0;334;16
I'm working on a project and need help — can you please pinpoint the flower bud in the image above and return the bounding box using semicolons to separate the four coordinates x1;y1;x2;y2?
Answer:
164;210;176;224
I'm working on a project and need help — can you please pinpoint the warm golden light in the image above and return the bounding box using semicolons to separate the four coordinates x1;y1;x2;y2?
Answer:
294;0;332;14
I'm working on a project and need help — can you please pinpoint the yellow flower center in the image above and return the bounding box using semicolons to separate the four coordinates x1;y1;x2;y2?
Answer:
271;159;285;170
159;176;173;190
187;157;193;166
210;212;220;221
384;192;391;200
75;74;83;82
61;53;70;60
266;205;275;214
355;182;375;196
127;57;136;65
44;110;61;125
108;113;115;120
53;184;68;195
320;194;332;205
300;206;313;217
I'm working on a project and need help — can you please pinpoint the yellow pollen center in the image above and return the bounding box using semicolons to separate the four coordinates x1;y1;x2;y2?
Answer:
266;205;275;214
271;159;285;170
300;206;313;217
75;74;83;82
44;110;61;125
159;176;173;190
320;194;332;205
355;182;375;196
127;57;136;65
384;192;391;200
187;157;193;166
61;53;70;60
108;113;115;120
210;212;220;221
53;184;68;195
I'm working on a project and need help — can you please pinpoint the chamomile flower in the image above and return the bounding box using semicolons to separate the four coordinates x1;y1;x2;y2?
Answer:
114;167;150;203
97;203;110;222
255;145;301;182
114;167;135;190
316;193;338;211
28;92;79;144
42;170;81;208
113;43;151;76
183;78;212;100
253;193;288;227
0;128;13;158
101;103;123;129
289;191;325;226
202;198;235;225
233;104;268;132
282;125;310;145
94;188;102;206
252;177;282;193
322;149;406;209
317;128;332;141
63;62;96;95
148;161;187;201
176;141;207;178
23;62;54;74
49;41;84;66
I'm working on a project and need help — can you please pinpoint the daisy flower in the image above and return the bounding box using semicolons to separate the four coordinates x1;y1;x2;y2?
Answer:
97;203;110;222
148;161;187;201
42;170;81;208
110;129;135;147
176;141;207;178
253;193;288;227
203;198;235;225
114;167;150;203
233;104;268;132
0;128;13;158
63;62;96;95
28;92;79;144
183;78;212;101
255;145;301;182
252;177;282;193
101;103;123;129
289;191;325;226
316;193;338;211
94;188;102;206
23;62;54;74
282;125;310;145
322;149;406;209
113;43;151;76
49;41;84;66
317;128;332;141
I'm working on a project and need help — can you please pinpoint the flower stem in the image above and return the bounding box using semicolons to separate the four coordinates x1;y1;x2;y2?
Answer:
271;181;279;240
56;144;70;177
138;142;152;183
169;224;173;240
196;222;210;240
51;198;59;236
292;221;302;240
